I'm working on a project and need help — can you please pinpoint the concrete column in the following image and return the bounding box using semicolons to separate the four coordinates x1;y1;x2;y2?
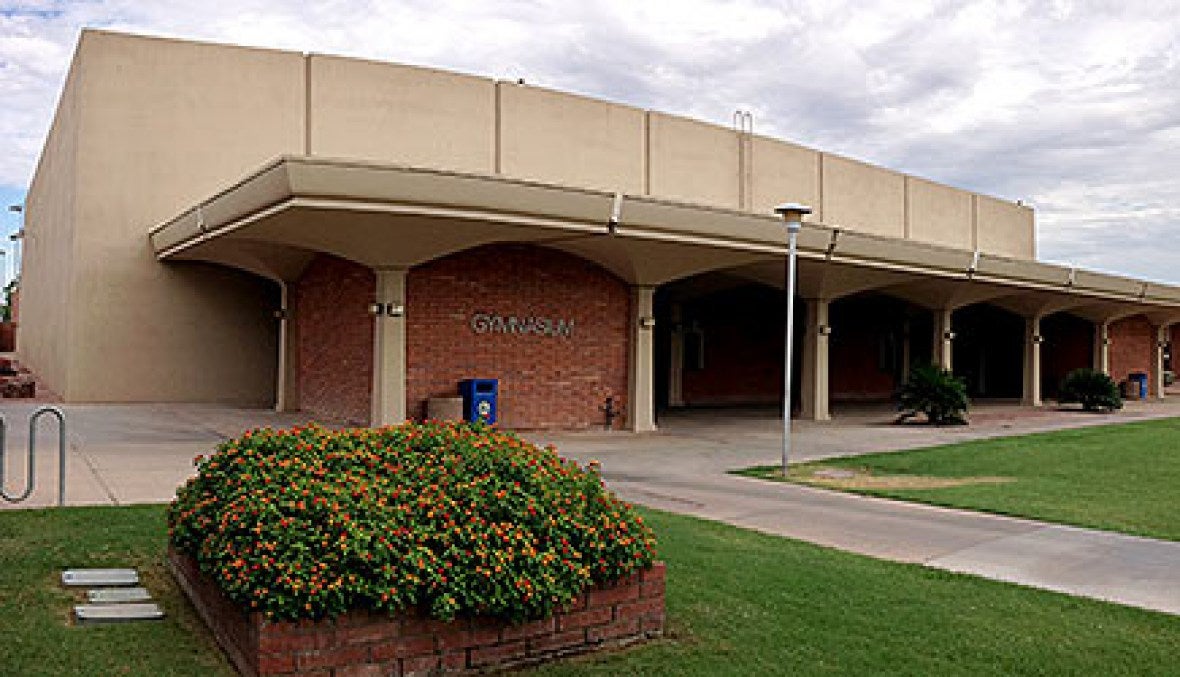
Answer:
628;285;657;432
933;308;954;370
1022;315;1043;407
900;318;912;382
1154;324;1169;399
371;268;408;426
800;298;831;421
1093;321;1111;374
274;282;290;412
667;303;685;407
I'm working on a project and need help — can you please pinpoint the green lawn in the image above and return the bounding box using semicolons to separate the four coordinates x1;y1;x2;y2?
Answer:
739;417;1180;541
1;505;1177;675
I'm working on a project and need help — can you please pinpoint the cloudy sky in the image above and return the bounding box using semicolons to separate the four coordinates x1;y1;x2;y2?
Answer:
0;0;1178;284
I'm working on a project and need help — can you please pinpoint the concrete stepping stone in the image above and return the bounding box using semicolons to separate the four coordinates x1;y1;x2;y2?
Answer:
61;569;139;587
87;587;152;604
73;603;164;623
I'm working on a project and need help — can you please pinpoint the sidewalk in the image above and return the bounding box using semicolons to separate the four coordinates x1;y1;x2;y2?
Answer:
1;398;1178;615
537;399;1180;616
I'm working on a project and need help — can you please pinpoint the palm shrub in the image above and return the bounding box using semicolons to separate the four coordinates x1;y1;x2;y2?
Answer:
168;421;656;622
897;364;969;425
1058;368;1122;412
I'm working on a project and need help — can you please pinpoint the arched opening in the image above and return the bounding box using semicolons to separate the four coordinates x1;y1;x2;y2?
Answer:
829;293;925;407
952;303;1025;399
654;273;802;414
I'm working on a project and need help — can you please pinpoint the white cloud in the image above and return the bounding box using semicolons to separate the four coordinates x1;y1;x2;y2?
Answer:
0;0;1178;281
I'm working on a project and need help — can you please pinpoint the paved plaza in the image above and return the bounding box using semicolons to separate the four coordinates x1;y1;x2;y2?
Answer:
2;398;1178;615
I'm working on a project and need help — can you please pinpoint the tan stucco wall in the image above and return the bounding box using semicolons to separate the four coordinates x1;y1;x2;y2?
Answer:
498;83;645;194
308;55;495;174
61;30;302;402
19;44;83;397
906;176;974;250
749;136;822;222
821;154;906;239
648;113;740;209
975;195;1035;259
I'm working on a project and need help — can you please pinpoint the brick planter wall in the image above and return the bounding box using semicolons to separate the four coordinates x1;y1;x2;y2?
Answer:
170;550;664;676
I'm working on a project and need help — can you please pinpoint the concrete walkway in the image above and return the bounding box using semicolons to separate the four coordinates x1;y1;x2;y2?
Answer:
1;398;1178;615
538;401;1180;616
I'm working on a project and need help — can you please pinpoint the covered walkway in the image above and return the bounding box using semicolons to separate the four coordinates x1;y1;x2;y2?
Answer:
151;157;1180;431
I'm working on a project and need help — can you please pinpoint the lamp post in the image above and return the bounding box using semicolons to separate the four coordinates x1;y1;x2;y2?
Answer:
774;202;812;477
6;205;21;287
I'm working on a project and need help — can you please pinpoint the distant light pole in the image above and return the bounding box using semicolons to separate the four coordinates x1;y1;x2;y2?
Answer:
6;205;20;286
775;202;812;477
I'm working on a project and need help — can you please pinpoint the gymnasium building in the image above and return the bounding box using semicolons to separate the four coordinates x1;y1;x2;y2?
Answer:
18;30;1180;430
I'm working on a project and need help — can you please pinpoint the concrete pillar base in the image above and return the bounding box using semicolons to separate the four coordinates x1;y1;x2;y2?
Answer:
275;282;291;413
371;268;408;426
1022;315;1043;407
933;308;954;371
667;303;685;408
800;298;831;421
628;286;657;432
1153;324;1170;399
1093;321;1111;374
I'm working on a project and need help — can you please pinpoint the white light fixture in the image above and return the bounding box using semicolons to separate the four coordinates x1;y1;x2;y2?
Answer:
639;316;656;330
774;202;812;477
369;302;406;317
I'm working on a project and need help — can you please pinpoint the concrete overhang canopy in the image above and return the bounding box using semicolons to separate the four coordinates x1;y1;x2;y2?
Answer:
151;156;1180;308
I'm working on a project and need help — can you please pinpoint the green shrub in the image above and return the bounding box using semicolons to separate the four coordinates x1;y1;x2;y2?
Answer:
897;364;969;425
1058;368;1122;412
167;422;656;622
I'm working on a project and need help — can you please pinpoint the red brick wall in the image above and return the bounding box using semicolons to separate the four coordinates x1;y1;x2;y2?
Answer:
1109;315;1153;395
170;549;664;677
680;285;784;406
830;331;896;400
406;244;629;430
829;296;907;401
292;254;375;425
1041;313;1094;399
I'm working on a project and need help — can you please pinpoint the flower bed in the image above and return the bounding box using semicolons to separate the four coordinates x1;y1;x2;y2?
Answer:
168;422;663;674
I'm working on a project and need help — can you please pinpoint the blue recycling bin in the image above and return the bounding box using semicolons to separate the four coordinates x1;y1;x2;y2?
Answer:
460;378;499;425
1130;372;1148;400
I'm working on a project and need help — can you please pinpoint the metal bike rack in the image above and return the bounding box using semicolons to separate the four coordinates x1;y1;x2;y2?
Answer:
0;405;67;506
